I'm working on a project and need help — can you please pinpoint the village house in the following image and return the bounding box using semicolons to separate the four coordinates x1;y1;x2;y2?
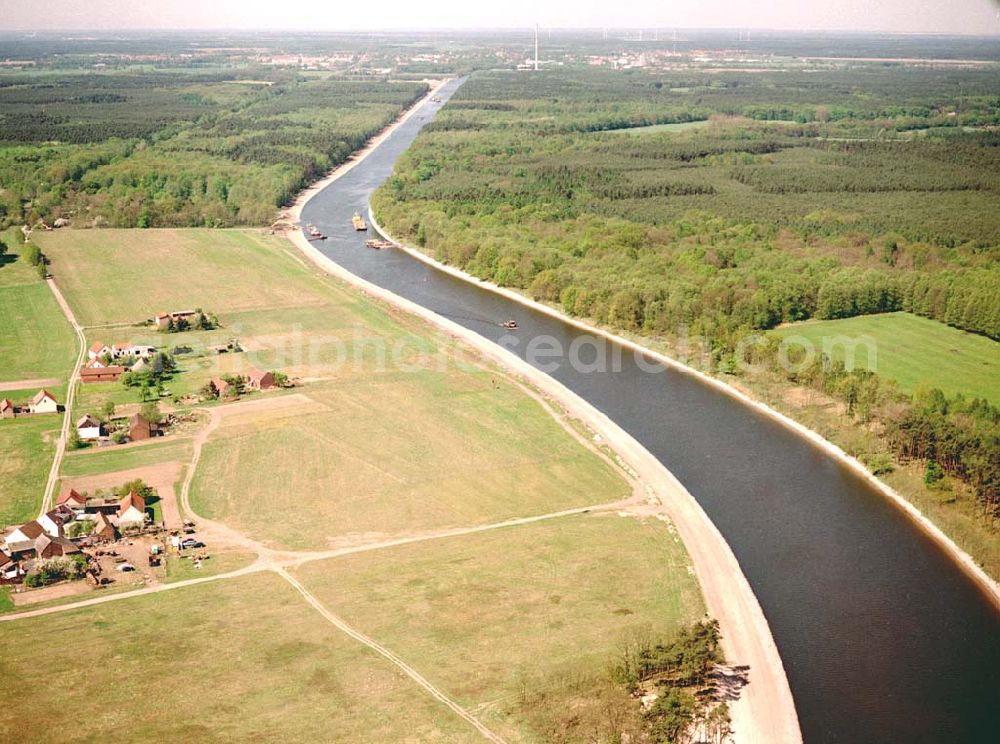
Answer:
84;496;121;516
5;520;44;549
128;413;155;441
246;368;277;391
81;365;124;384
76;414;102;440
35;533;80;559
210;376;231;397
116;491;146;526
28;389;58;414
89;512;116;543
0;398;14;419
0;551;20;583
57;489;87;511
155;310;198;330
112;343;155;360
88;342;111;360
39;506;74;537
131;357;149;372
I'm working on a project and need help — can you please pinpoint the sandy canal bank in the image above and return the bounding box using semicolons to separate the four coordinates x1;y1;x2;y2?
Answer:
281;87;802;743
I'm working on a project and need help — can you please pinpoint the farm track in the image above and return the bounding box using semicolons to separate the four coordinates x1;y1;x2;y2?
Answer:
38;277;87;516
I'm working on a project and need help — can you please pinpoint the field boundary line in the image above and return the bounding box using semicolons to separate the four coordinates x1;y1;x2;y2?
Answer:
39;277;87;515
0;563;266;623
276;568;508;744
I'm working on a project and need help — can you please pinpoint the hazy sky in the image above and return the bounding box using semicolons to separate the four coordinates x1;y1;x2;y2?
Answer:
2;0;999;35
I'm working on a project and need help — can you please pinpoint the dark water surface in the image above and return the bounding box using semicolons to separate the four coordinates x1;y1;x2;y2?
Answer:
302;78;1000;743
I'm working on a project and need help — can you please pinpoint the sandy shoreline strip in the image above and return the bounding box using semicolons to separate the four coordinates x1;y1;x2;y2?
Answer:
283;87;802;743
373;211;1000;614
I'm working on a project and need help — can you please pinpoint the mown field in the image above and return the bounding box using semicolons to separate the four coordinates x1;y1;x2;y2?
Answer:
295;513;704;740
0;414;59;527
191;373;629;550
0;231;76;384
775;312;1000;402
0;572;480;742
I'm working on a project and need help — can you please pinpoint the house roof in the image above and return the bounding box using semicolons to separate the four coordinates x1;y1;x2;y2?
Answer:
211;376;230;392
81;365;124;378
0;552;12;568
77;414;100;428
129;413;150;427
44;506;73;525
0;398;12;411
247;367;271;383
118;490;145;518
13;520;44;540
35;533;79;556
57;489;86;506
31;389;57;406
93;512;114;532
89;341;106;354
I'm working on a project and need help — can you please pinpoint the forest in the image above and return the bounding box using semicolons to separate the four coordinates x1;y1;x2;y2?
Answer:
375;66;1000;521
0;71;427;227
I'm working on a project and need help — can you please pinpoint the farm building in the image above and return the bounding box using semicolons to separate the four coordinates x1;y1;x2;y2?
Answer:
127;413;155;441
76;414;102;440
57;489;87;511
28;389;58;414
89;512;116;543
35;534;80;559
81;365;124;384
155;310;198;330
39;506;74;537
112;343;155;359
5;520;44;549
116;491;146;526
211;376;231;397
88;342;111;360
0;399;13;419
246;368;277;391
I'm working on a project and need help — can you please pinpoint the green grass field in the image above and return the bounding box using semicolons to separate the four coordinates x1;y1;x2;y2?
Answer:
0;282;76;384
36;229;344;326
0;414;59;527
295;513;704;740
60;438;194;478
775;312;1000;402
0;572;479;742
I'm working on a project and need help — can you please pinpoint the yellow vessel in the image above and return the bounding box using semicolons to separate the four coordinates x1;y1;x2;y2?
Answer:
352;212;367;231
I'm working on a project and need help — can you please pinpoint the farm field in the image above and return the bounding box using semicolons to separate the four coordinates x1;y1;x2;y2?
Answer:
294;513;704;740
0;282;76;384
191;370;630;550
60;438;194;478
774;312;1000;402
0;414;60;527
35;229;342;326
0;572;479;742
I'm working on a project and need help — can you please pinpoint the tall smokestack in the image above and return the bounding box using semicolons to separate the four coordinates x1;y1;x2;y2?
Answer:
534;23;539;71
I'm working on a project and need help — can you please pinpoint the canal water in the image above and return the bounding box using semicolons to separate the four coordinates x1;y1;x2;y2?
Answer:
302;77;1000;743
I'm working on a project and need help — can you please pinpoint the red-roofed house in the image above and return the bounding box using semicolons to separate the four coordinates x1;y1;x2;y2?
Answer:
39;506;73;537
28;389;58;414
246;368;277;391
210;376;231;398
88;341;111;360
117;491;146;526
0;398;13;419
57;489;87;511
90;512;116;543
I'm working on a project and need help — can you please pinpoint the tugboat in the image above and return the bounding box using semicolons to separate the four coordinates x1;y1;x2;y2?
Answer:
501;320;518;330
352;212;367;231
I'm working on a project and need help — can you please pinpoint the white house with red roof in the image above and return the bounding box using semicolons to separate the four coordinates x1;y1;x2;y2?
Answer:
88;341;111;360
116;491;146;526
28;389;58;414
